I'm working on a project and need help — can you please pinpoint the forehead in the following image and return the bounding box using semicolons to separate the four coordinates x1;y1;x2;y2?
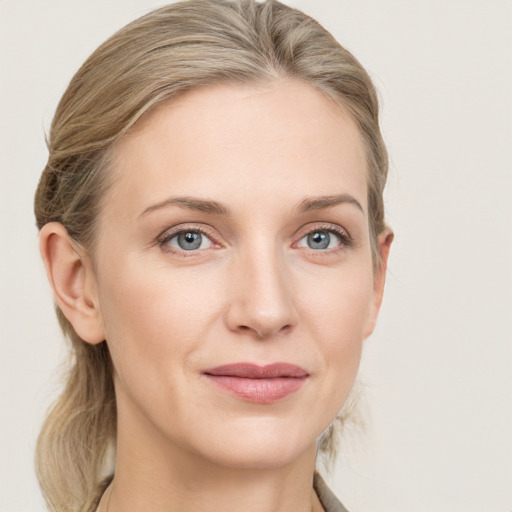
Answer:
106;80;368;218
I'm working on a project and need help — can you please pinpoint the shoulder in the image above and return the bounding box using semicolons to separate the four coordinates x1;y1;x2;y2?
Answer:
313;472;350;512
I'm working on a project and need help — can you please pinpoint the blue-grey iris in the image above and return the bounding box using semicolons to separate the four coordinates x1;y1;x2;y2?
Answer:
177;231;202;250
307;231;330;250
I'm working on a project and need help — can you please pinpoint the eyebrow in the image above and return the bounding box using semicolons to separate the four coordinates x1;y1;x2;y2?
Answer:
297;194;364;214
139;192;364;219
139;196;230;218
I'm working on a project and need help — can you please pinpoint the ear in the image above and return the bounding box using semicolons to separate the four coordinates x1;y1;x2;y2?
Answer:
364;228;394;339
39;222;105;344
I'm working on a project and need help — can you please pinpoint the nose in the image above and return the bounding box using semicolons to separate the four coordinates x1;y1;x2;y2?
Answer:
224;244;299;340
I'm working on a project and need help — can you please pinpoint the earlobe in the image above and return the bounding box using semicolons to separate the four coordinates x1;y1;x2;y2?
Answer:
364;228;394;339
39;222;105;344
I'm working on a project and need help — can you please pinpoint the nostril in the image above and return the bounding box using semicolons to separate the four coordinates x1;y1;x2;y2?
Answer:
235;322;294;339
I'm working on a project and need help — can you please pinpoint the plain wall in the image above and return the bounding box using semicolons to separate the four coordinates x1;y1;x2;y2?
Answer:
1;1;511;511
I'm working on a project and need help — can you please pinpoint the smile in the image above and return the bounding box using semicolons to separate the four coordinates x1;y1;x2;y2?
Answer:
203;363;309;404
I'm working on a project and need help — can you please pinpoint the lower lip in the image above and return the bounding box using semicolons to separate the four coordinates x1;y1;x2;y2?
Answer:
205;375;307;404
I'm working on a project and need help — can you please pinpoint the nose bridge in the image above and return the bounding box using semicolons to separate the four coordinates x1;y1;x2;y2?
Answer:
226;236;298;339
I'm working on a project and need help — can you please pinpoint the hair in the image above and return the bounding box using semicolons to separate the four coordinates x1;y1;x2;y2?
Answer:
34;1;388;510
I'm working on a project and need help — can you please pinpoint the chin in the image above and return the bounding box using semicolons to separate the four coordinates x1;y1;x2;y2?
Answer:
186;418;320;470
203;443;313;471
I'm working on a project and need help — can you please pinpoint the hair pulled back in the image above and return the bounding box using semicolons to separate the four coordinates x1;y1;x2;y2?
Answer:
34;1;388;510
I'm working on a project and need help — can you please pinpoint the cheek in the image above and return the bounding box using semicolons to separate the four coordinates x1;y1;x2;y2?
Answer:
297;265;373;399
96;257;221;385
299;264;374;344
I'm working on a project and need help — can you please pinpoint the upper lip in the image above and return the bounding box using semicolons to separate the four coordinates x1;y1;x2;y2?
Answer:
203;363;309;379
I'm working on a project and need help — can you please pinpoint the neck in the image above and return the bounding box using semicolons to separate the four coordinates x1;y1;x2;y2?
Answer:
97;404;323;512
101;465;324;512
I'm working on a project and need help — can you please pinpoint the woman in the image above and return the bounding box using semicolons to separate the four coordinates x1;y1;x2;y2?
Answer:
35;1;392;511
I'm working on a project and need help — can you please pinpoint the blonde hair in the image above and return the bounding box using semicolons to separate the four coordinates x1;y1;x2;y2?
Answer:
34;1;388;510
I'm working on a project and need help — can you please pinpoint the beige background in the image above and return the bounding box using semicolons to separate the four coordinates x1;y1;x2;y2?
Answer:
1;1;511;510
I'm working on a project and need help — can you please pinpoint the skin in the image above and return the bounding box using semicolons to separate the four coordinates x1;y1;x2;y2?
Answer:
40;79;392;512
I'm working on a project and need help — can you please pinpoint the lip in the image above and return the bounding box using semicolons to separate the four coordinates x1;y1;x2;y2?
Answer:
203;363;309;404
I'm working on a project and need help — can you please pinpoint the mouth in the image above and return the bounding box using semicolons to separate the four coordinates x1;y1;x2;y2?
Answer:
203;363;309;404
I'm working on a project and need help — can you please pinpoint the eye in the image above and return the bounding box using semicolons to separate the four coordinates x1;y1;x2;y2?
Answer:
296;229;346;250
165;230;213;251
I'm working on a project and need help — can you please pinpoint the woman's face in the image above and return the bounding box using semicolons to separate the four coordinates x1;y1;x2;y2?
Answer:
91;80;387;469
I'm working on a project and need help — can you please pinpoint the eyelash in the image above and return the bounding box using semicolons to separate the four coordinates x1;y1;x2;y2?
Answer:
157;223;352;256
